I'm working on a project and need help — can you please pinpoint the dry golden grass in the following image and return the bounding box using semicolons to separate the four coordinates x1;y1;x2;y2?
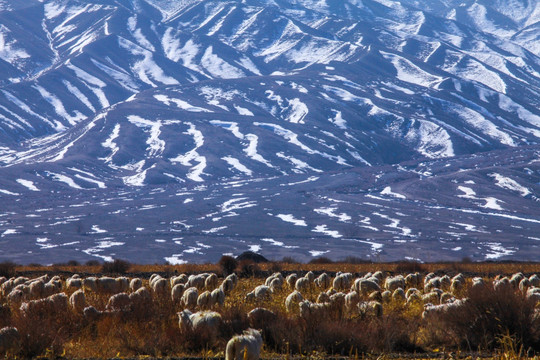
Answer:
1;261;540;358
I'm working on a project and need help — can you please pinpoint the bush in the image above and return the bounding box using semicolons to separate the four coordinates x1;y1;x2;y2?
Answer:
101;259;130;274
67;260;80;266
85;259;101;266
308;257;333;264
0;261;16;278
281;256;299;264
218;255;238;276
429;285;540;350
394;260;425;273
238;260;260;277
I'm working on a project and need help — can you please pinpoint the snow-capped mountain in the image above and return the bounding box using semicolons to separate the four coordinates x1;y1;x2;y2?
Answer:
1;0;540;264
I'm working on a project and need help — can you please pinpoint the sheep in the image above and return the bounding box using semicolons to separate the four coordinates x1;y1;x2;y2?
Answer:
354;279;380;296
381;290;392;303
471;277;486;290
424;277;441;293
372;271;384;282
333;273;352;291
197;290;213;309
269;278;283;292
265;273;282;286
178;310;222;345
66;277;82;290
315;273;331;289
245;291;255;302
171;284;185;303
305;271;315;282
295;277;310;292
440;275;451;290
406;292;423;307
205;273;219;290
299;300;329;319
450;278;464;295
96;277;120;294
345;291;360;312
106;292;131;312
385;275;405;291
0;327;20;355
130;278;142;292
405;288;419;299
285;290;304;313
7;290;24;305
171;274;188;287
82;277;97;292
13;277;28;287
392;288;406;303
248;307;277;328
405;273;420;288
422;298;468;320
129;287;152;308
440;292;455;304
43;279;62;297
187;274;206;289
422;290;442;304
510;273;525;288
494;277;512;292
83;306;102;321
225;328;262;360
211;288;226;307
527;287;540;303
226;273;238;287
286;274;298;289
20;293;68;316
69;289;86;313
358;301;383;318
529;274;540;287
519;278;530;292
317;292;330;304
254;285;272;301
151;278;168;295
424;272;437;285
0;277;6;286
28;280;44;299
1;279;14;296
181;287;199;309
368;291;383;302
220;278;234;294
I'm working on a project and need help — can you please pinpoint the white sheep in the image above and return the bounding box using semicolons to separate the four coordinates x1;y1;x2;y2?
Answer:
424;277;441;293
106;292;131;311
171;284;185;303
285;290;304;313
305;271;315;282
181;287;199;309
392;288;406;303
178;310;222;344
358;301;383;317
299;300;329;319
494;277;512;291
385;275;405;291
286;274;298;289
151;278;168;295
28;280;44;299
405;273;420;288
211;288;225;306
254;285;272;300
248;307;277;328
197;290;213;309
269;278;282;292
295;277;310;292
317;292;330;304
0;327;20;355
333;273;352;291
422;298;468;320
220;278;234;294
440;275;451;290
82;277;97;292
69;289;86;313
130;278;142;292
171;274;188;287
96;277;119;294
315;273;330;289
519;278;530;292
66;277;82;290
205;273;219;290
187;274;206;289
226;273;238;287
355;279;380;296
345;291;360;312
471;277;486;290
529;274;540;287
129;287;152;307
225;328;263;360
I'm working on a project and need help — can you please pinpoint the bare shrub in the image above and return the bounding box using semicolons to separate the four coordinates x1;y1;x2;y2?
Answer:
218;256;238;276
394;261;425;273
0;261;16;278
101;259;131;274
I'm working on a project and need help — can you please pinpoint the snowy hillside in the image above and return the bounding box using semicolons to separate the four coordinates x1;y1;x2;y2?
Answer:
1;0;540;264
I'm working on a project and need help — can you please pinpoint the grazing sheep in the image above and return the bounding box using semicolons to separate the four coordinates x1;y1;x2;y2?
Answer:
424;277;441;293
265;272;282;286
248;307;277;328
422;298;468;320
211;288;225;307
245;291;256;302
333;273;353;291
385;276;405;291
405;288;419;299
510;273;525;288
28;280;44;299
43;279;62;297
317;292;330;304
372;271;384;282
178;310;222;344
381;290;392;303
69;289;86;313
527;287;540;303
151;278;168;295
285;290;304;313
171;274;188;287
299;300;329;319
106;293;131;312
96;277;120;294
450;278;464;295
305;271;315;282
519;278;530;292
82;277;97;292
406;292;423;307
225;328;263;360
187;274;206;289
440;292;455;304
440;275;451;290
130;278;142;292
197;290;213;309
368;291;383;302
254;285;272;300
424;272;437;285
494;277;512;292
83;306;102;321
405;273;420;288
315;273;331;289
226;273;238;287
422;290;442;304
0;277;6;286
66;277;82;290
345;291;360;312
529;274;540;287
7;290;24;305
295;277;310;292
129;287;152;308
171;284;185;303
205;273;219;290
286;274;298;289
220;279;234;294
358;301;383;317
471;277;486;290
181;287;199;309
392;288;406;303
269;278;282;292
20;293;68;316
355;279;380;296
0;327;20;355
